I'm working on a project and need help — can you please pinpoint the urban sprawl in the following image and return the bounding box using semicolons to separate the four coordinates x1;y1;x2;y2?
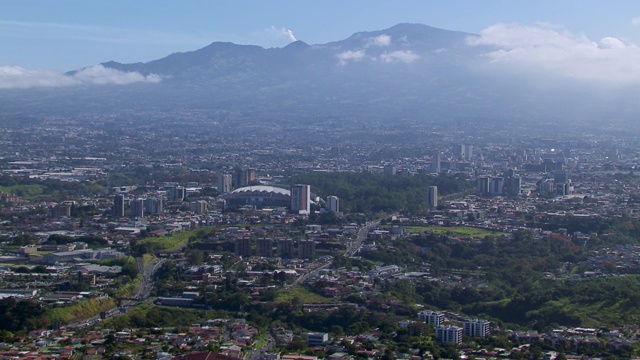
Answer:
0;114;639;360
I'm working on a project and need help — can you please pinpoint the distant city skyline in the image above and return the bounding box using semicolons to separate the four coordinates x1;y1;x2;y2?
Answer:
2;0;640;72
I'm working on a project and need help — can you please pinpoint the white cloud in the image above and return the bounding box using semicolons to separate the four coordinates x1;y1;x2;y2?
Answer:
336;48;420;65
259;26;299;47
72;65;161;85
366;34;391;47
467;23;640;84
378;50;420;63
598;37;625;49
336;50;367;65
0;66;76;89
633;17;640;26
0;65;161;89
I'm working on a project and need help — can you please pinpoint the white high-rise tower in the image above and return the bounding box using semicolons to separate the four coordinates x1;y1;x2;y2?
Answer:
290;184;311;214
327;195;339;214
427;186;438;209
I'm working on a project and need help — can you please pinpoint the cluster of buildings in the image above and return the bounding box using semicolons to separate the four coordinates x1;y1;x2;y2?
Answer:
233;237;316;260
113;183;338;219
2;110;640;358
41;248;124;265
417;311;490;345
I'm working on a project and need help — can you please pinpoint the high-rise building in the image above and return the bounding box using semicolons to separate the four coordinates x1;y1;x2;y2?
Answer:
540;180;555;193
418;310;445;326
553;170;571;195
277;238;295;259
234;168;247;188
427;186;438;209
464;144;473;161
169;186;185;202
458;144;473;160
384;164;397;176
435;325;463;345
177;186;186;201
218;173;233;194
503;171;521;197
477;177;490;195
256;238;274;257
144;197;163;215
290;184;311;214
307;333;329;346
490;177;504;195
556;182;571;196
49;202;72;218
113;194;125;218
246;168;257;184
463;319;490;338
554;170;570;184
190;200;208;214
234;237;252;257
299;239;316;260
432;151;441;173
327;196;340;214
130;198;144;218
233;168;256;188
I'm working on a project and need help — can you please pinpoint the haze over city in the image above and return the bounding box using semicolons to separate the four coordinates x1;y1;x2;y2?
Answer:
3;2;640;360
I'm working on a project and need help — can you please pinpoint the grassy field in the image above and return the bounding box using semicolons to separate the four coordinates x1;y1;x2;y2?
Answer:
404;225;505;239
275;286;333;304
136;226;224;255
142;253;155;267
0;184;44;201
47;297;116;323
115;273;142;298
136;230;194;254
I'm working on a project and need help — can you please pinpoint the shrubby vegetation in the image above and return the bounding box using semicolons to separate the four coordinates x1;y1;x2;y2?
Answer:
101;256;140;281
358;226;640;330
0;298;48;332
45;234;109;248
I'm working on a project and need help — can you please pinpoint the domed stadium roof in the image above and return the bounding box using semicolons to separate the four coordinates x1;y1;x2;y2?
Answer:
229;185;290;196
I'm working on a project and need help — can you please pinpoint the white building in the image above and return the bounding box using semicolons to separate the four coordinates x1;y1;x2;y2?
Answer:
427;186;438;209
435;325;463;345
218;173;233;194
327;195;340;213
418;310;445;326
307;332;328;346
463;319;490;338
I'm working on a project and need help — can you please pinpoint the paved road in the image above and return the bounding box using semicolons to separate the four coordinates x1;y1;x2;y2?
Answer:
67;257;165;329
248;333;275;360
134;257;165;300
345;221;380;257
286;262;332;290
286;221;379;289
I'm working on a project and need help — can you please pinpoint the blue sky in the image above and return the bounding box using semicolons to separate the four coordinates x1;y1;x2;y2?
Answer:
2;0;640;71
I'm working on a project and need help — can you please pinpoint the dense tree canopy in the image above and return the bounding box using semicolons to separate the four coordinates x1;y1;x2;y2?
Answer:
288;172;471;214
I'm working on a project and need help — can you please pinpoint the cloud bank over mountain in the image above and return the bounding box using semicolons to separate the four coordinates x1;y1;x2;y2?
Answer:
0;65;161;89
468;23;640;84
1;22;639;127
335;33;420;65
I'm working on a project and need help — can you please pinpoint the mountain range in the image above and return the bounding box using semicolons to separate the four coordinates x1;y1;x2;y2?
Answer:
2;23;639;128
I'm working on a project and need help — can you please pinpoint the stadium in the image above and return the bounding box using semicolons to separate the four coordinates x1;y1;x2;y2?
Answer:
222;185;291;208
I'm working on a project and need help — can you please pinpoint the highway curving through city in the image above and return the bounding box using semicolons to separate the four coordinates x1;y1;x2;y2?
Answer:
66;256;165;329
